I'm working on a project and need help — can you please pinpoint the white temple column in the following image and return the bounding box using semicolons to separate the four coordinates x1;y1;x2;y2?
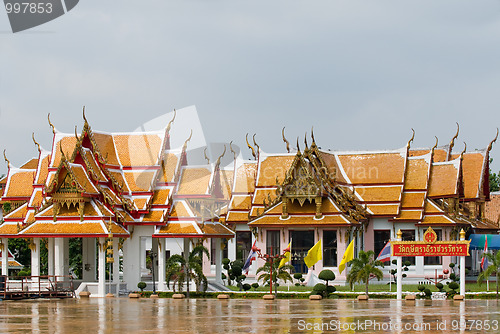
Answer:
396;230;402;300
184;238;190;292
157;238;166;291
54;238;64;279
47;238;55;276
31;238;40;289
1;238;8;276
460;229;466;298
98;237;106;297
215;238;222;284
113;238;120;285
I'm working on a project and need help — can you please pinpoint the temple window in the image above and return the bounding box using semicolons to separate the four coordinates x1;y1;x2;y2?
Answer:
266;230;280;256
323;230;337;267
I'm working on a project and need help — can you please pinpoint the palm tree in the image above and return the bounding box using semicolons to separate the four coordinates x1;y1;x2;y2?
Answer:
165;244;210;293
346;250;384;295
256;261;294;296
477;251;500;298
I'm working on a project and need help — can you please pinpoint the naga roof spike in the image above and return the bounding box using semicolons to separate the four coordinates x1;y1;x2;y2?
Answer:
487;128;499;152
311;126;316;143
407;128;415;148
246;133;256;159
47;113;55;134
229;140;237;159
282;127;290;153
32;133;41;153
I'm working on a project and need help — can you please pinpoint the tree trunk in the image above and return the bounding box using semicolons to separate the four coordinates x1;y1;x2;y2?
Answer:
365;279;369;296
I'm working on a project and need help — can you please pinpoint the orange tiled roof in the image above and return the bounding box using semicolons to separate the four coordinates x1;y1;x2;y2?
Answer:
52;136;77;167
132;197;149;211
462;152;486;199
405;157;430;190
151;188;171;206
256;155;295;187
20;158;39;169
400;192;426;208
156;221;199;235
366;204;400;216
92;132;120;165
123;171;156;192
318;151;348;184
4;203;28;220
249;214;350;226
233;163;257;193
169;201;193;218
19;220;128;236
420;215;455;225
159;153;179;183
392;210;422;221
142;210;165;223
428;161;460;197
35;154;50;185
177;168;211;195
70;164;99;195
226;211;249;222
424;199;444;214
252;188;277;205
3;170;35;198
229;195;252;211
219;170;234;200
354;185;402;202
83;149;107;182
0;222;20;235
336;150;406;184
113;133;163;166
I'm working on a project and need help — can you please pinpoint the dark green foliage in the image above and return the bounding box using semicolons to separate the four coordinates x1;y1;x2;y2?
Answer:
293;273;303;280
418;285;426;292
449;263;455;268
404;260;411;267
424;288;432;297
489;158;500;192
436;283;444;291
318;269;336;282
17;268;31;276
166;245;210;293
222;258;246;290
251;283;259;291
326;285;336;293
69;238;82;278
477;251;500;298
256;261;293;295
243;283;251;292
137;281;147;291
8;238;30;268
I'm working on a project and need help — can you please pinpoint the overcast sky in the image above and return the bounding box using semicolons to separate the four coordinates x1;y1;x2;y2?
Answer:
1;1;500;175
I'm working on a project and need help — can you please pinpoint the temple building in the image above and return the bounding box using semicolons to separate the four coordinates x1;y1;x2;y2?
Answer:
0;110;498;293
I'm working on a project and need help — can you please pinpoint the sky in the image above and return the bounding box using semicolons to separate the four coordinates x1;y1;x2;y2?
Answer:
1;1;500;175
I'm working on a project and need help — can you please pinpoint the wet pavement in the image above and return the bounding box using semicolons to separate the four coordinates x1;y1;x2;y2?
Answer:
0;298;499;333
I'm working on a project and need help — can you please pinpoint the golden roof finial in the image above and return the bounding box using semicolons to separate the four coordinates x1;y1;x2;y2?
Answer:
3;149;10;167
47;113;55;134
487;128;499;152
282;127;290;153
74;126;79;140
182;129;193;151
460;142;467;159
32;133;41;153
449;122;459;152
166;109;176;133
304;132;308;149
229;141;237;160
204;147;210;164
215;145;226;168
296;137;300;153
59;141;66;161
407;128;415;149
431;136;438;151
252;134;260;154
82;106;88;123
311;126;316;144
246;133;256;159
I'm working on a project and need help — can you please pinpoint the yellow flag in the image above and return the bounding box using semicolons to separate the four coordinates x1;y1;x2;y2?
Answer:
279;241;292;268
339;238;355;274
304;240;322;268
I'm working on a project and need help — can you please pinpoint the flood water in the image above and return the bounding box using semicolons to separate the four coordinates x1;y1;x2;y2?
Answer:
0;298;499;333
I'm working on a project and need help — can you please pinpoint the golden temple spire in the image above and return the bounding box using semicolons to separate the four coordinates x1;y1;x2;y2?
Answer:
282;127;290;153
32;133;41;153
215;145;226;169
487;128;499;153
460;142;467;160
82;106;88;124
304;132;308;150
311;126;316;145
246;133;256;159
431;136;438;151
296;137;300;153
47;113;56;134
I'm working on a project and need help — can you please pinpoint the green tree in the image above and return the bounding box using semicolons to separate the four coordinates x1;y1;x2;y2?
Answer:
318;269;336;290
477;251;500;298
166;244;210;293
489;158;500;192
8;238;31;268
256;261;293;296
346;250;384;296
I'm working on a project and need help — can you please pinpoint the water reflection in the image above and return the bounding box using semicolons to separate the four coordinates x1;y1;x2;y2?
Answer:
0;298;499;333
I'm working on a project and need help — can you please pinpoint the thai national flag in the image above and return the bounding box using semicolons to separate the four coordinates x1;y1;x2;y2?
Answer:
481;236;489;271
243;241;258;274
376;241;391;263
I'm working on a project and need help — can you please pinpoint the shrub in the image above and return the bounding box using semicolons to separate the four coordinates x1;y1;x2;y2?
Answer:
137;281;147;292
424;288;432;297
418;285;426;292
251;283;259;291
435;283;444;291
243;283;251;292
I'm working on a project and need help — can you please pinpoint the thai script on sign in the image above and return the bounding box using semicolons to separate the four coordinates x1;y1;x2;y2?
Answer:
391;242;469;257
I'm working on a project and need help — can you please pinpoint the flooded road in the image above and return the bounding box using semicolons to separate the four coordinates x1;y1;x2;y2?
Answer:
0;298;499;333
